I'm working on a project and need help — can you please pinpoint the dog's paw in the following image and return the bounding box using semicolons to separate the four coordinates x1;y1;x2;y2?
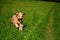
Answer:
19;24;23;31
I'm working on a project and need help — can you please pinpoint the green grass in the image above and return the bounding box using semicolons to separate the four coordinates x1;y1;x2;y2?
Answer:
0;1;60;40
53;3;60;40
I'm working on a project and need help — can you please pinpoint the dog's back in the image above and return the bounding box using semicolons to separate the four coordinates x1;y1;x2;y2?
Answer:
11;15;19;24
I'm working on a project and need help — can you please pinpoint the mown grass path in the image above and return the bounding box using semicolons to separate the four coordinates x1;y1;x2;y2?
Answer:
46;4;56;40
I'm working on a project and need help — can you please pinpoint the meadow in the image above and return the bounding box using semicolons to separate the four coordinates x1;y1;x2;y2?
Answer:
0;0;60;40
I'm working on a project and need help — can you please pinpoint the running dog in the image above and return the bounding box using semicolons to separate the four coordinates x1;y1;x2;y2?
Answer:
11;12;25;30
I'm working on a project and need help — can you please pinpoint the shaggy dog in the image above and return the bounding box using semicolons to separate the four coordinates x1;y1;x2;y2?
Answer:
11;12;25;30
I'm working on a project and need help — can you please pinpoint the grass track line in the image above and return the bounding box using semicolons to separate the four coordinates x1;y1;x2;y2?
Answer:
46;5;55;40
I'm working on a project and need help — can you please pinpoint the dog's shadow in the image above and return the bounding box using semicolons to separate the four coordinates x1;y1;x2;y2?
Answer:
23;24;27;27
23;24;27;30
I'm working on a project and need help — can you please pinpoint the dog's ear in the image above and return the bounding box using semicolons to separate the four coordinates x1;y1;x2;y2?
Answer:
16;12;19;16
22;12;25;16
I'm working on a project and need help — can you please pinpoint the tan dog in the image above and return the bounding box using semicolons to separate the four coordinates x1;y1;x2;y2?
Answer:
11;12;25;30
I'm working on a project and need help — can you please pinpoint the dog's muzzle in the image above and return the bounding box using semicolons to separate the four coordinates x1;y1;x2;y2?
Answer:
18;19;23;24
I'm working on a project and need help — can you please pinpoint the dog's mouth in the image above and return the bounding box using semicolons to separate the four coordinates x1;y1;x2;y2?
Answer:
18;19;23;24
18;19;22;21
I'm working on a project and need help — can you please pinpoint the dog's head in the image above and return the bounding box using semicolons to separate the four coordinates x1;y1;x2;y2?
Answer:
16;12;25;19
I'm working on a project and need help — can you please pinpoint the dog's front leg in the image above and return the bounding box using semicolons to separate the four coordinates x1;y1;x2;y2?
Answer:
19;24;23;30
14;24;19;28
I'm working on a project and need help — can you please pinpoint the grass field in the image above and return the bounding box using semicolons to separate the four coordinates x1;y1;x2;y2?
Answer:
0;0;60;40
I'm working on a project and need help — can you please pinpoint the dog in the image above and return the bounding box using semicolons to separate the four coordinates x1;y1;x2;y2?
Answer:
11;12;25;30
